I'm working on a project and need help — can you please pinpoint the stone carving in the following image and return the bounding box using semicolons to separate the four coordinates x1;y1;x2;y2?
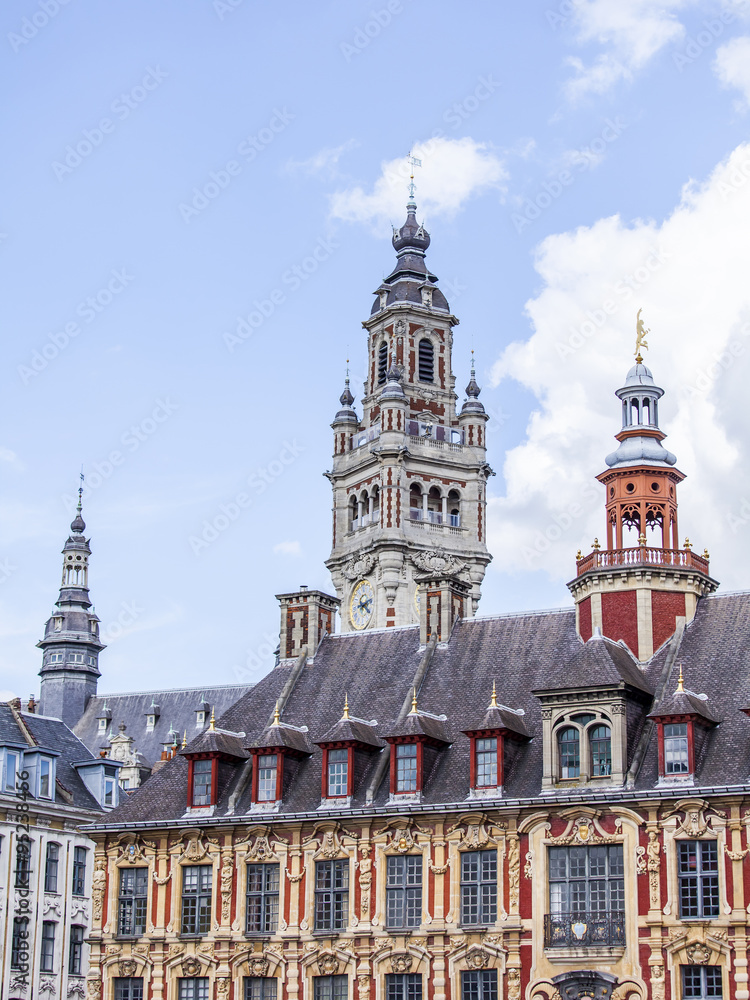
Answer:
246;834;277;862
285;865;306;882
117;834;156;864
221;854;234;921
390;954;413;974
304;824;355;859
39;979;57;996
118;960;137;978
71;898;89;921
247;957;270;978
10;975;29;995
725;845;749;861
507;837;520;910
317;954;340;976
524;851;533;880
153;868;172;884
181;957;203;977
106;946;122;956
133;944;149;955
635;845;646;875
507;969;522;1000
343;549;377;581
395;319;406;335
92;857;107;922
464;948;490;970
68;983;86;999
169;943;185;958
428;858;450;875
546;817;617;846
173;829;219;863
662;799;726;837
646;830;661;909
412;546;466;578
43;896;62;916
86;982;102;1000
448;815;498;849
359;845;373;914
217;980;230;997
650;965;665;1000
686;943;712;965
357;975;371;1000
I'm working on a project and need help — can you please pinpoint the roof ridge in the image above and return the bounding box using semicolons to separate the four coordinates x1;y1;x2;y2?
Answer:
92;682;253;699
467;606;574;622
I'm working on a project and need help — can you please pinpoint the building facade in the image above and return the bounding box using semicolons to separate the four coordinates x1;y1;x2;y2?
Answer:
82;203;750;1000
0;698;120;1000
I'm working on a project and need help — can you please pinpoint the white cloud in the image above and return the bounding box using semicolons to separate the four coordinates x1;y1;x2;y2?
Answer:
487;142;750;591
285;140;359;179
561;0;690;100
714;36;750;107
0;448;17;463
329;137;507;234
273;540;302;557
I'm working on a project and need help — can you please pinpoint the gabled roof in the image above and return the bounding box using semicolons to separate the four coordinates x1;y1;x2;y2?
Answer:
248;721;313;756
384;710;451;745
648;689;720;724
534;632;652;696
182;727;249;759
316;716;384;749
462;703;530;739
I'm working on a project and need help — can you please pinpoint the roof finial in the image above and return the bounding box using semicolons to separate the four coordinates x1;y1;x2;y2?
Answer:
635;307;650;362
676;662;685;694
343;693;350;720
78;467;84;514
273;701;281;726
490;680;498;708
410;687;418;714
209;706;216;731
182;730;187;749
407;151;422;202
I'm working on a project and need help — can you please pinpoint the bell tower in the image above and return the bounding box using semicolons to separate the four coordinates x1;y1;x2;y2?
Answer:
326;191;494;634
568;350;718;661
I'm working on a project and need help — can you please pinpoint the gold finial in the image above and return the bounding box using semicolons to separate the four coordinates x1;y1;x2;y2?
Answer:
273;701;280;726
410;687;418;714
576;549;582;561
182;730;187;749
490;680;498;708
343;693;350;720
684;537;692;551
676;662;685;694
703;548;710;560
209;707;215;731
638;532;647;546
635;307;650;358
592;537;601;551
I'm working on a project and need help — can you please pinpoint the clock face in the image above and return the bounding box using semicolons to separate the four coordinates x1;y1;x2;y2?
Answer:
350;579;375;630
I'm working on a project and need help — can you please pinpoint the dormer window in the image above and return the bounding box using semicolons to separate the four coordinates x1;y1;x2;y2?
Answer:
649;665;718;782
395;743;418;793
192;759;213;806
247;707;312;809
463;685;530;797
315;699;383;806
475;737;498;788
558;727;580;779
53;617;63;632
196;711;206;728
590;725;612;776
257;755;278;801
326;749;349;797
146;715;156;731
39;758;52;798
5;751;20;792
98;718;107;733
182;724;248;811
383;694;451;801
664;723;689;774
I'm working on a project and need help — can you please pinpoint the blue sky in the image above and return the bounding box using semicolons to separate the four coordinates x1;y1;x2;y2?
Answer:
2;0;750;698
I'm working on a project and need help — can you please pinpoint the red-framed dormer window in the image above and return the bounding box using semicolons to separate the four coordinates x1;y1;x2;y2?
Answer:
321;746;353;799
656;719;694;777
251;751;284;803
390;739;423;795
186;754;218;807
470;734;502;790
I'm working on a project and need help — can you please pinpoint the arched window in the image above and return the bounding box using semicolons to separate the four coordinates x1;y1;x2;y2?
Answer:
448;489;461;528
589;725;612;776
378;341;388;384
348;495;358;531
427;486;442;524
558;727;580;779
409;484;423;521
45;843;60;893
642;398;651;425
418;339;434;383
630;399;640;425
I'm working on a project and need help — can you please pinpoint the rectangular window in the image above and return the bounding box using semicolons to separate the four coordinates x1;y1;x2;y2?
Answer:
192;759;213;806
462;970;498;1000
678;841;720;918
476;737;498;787
181;865;213;935
11;917;29;970
683;966;722;1000
246;863;280;933
45;842;60;893
39;758;52;798
118;867;149;937
72;846;87;895
15;836;31;889
664;722;690;774
98;718;107;732
396;743;418;792
461;850;497;927
257;754;278;802
178;980;210;1000
104;777;116;807
313;976;349;1000
114;980;144;1000
546;844;625;947
327;748;349;797
68;925;85;975
245;979;278;1000
386;854;422;929
315;859;349;931
386;974;423;1000
40;921;56;973
5;750;20;791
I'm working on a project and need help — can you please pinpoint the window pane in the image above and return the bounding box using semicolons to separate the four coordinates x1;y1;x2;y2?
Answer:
461;851;497;926
462;970;498;1000
114;980;145;1000
257;755;278;801
192;759;213;806
327;749;349;797
396;744;418;792
476;738;498;787
590;726;612;776
558;727;580;778
246;864;279;933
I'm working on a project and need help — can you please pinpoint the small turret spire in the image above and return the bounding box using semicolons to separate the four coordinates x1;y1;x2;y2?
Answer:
343;693;349;720
273;701;281;726
410;687;418;714
676;662;685;694
209;707;216;731
490;680;498;708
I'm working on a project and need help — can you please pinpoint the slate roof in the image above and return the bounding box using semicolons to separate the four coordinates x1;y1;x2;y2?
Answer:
94;592;750;827
0;703;104;813
74;683;252;769
182;727;249;759
317;717;385;749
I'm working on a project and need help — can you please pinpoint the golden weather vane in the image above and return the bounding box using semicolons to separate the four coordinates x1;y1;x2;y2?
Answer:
635;308;650;362
407;151;422;199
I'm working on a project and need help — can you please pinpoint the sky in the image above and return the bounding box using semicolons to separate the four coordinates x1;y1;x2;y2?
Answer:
2;0;750;699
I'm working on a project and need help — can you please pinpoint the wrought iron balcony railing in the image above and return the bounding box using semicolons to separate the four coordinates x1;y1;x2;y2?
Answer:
544;911;625;948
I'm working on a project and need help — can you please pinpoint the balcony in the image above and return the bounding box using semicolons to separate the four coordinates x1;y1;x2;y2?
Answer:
350;510;380;531
352;424;381;450
576;546;709;577
544;911;625;948
409;509;461;528
407;420;464;450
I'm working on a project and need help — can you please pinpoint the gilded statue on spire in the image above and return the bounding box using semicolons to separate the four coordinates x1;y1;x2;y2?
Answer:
635;308;650;361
